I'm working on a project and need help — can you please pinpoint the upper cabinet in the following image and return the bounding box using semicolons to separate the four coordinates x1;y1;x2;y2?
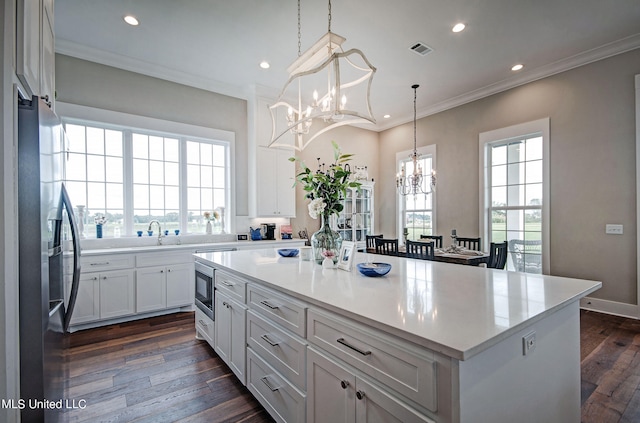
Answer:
16;0;55;109
249;95;296;217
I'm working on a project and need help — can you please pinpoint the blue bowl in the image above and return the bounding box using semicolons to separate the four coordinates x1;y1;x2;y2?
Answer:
277;248;299;257
357;262;392;277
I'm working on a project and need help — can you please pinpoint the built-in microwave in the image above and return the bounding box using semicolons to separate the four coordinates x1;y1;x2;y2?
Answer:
194;261;214;320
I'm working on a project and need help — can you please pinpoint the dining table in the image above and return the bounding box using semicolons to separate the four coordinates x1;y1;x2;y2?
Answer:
366;246;491;266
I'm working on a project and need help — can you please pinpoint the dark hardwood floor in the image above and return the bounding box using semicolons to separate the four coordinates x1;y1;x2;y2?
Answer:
580;310;640;423
61;310;640;422
61;312;274;423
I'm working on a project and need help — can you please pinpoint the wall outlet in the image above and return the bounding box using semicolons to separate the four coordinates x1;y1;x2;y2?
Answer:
523;331;536;355
605;224;623;235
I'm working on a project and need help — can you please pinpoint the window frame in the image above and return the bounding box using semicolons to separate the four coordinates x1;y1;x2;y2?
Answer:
479;118;550;274
396;144;436;245
57;102;236;236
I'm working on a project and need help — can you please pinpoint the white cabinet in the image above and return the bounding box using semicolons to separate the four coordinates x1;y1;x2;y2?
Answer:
256;146;296;217
40;0;55;106
16;0;41;98
65;273;100;325
99;270;136;319
136;263;193;313
307;347;434;423
332;183;375;251
250;95;296;218
16;0;55;106
66;269;135;325
214;290;247;384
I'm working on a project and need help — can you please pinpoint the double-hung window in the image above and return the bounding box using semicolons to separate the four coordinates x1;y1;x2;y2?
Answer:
61;111;232;238
480;118;549;273
397;145;436;242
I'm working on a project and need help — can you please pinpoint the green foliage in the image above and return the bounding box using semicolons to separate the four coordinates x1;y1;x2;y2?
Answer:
290;141;361;217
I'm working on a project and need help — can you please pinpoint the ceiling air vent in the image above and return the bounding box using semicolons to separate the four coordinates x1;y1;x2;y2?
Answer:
410;42;433;56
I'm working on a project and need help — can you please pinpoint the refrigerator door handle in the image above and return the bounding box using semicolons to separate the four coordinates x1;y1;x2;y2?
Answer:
59;183;82;332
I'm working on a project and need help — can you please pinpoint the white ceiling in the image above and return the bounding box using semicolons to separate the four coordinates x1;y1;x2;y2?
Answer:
54;0;640;131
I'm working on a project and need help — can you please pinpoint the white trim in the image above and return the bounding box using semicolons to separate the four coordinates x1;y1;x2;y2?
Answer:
57;32;640;134
396;144;436;243
580;296;639;320
479;118;550;273
636;74;640;314
56;101;236;234
56;102;235;143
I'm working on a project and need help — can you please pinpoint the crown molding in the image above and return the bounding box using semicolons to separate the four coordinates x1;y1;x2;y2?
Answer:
377;33;640;132
57;33;640;133
55;39;248;101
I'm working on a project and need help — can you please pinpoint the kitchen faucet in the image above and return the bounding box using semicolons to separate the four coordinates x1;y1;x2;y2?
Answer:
148;220;163;245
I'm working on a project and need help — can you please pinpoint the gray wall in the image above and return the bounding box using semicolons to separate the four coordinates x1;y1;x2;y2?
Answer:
55;54;250;216
290;125;380;237
379;49;640;305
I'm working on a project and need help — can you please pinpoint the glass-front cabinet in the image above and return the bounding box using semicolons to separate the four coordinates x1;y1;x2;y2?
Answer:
332;182;375;251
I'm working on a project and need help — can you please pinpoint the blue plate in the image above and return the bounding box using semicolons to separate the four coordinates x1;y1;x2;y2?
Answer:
277;248;299;257
357;262;392;277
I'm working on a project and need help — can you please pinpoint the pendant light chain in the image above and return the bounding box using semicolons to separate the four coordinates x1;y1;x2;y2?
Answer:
297;0;302;57
413;85;417;154
328;0;332;33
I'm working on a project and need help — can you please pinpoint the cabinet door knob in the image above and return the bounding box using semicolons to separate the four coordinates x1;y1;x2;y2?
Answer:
102;276;107;280
160;270;164;273
356;390;365;400
340;380;349;389
92;277;98;281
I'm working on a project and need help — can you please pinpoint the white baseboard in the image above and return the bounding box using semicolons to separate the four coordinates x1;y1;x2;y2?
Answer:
580;296;639;320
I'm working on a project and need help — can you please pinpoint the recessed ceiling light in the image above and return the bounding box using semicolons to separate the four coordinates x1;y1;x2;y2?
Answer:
259;61;270;69
124;15;139;26
452;23;466;33
383;114;391;119
511;64;524;71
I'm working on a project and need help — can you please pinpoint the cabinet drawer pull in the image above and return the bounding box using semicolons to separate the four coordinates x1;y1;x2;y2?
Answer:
340;380;350;389
261;334;280;347
198;319;208;328
260;300;279;310
337;338;372;356
260;376;280;392
218;280;234;287
90;262;109;266
356;390;365;400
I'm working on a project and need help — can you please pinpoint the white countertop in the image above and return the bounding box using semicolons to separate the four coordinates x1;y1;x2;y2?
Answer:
195;248;601;361
78;239;305;256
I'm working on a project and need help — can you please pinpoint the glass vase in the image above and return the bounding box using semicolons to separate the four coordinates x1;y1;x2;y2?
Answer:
311;214;342;265
96;224;103;239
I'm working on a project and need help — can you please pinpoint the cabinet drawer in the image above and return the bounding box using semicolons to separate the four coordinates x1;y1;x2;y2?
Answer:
82;254;135;272
247;310;307;390
195;308;215;346
307;308;437;412
247;348;306;423
215;270;247;303
136;252;193;268
247;284;306;338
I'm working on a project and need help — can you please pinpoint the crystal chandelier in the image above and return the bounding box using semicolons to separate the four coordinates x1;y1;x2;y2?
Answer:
396;84;436;196
268;0;376;150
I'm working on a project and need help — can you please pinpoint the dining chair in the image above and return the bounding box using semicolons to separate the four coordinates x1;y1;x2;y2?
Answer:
456;237;481;251
419;234;443;248
406;240;434;260
374;238;399;256
487;241;508;269
508;239;542;273
366;234;384;250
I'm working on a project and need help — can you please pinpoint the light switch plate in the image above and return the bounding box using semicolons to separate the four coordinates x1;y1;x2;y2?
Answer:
605;224;623;235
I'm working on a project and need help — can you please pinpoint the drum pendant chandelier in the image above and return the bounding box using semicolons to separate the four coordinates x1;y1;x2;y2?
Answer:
268;0;376;150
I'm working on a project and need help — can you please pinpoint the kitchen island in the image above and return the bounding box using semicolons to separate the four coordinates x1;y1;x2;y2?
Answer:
195;248;601;423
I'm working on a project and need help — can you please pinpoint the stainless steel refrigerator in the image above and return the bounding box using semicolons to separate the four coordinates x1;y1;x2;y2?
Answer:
18;96;82;423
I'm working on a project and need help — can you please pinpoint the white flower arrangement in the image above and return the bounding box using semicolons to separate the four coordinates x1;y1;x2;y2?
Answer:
94;214;107;225
307;198;327;220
